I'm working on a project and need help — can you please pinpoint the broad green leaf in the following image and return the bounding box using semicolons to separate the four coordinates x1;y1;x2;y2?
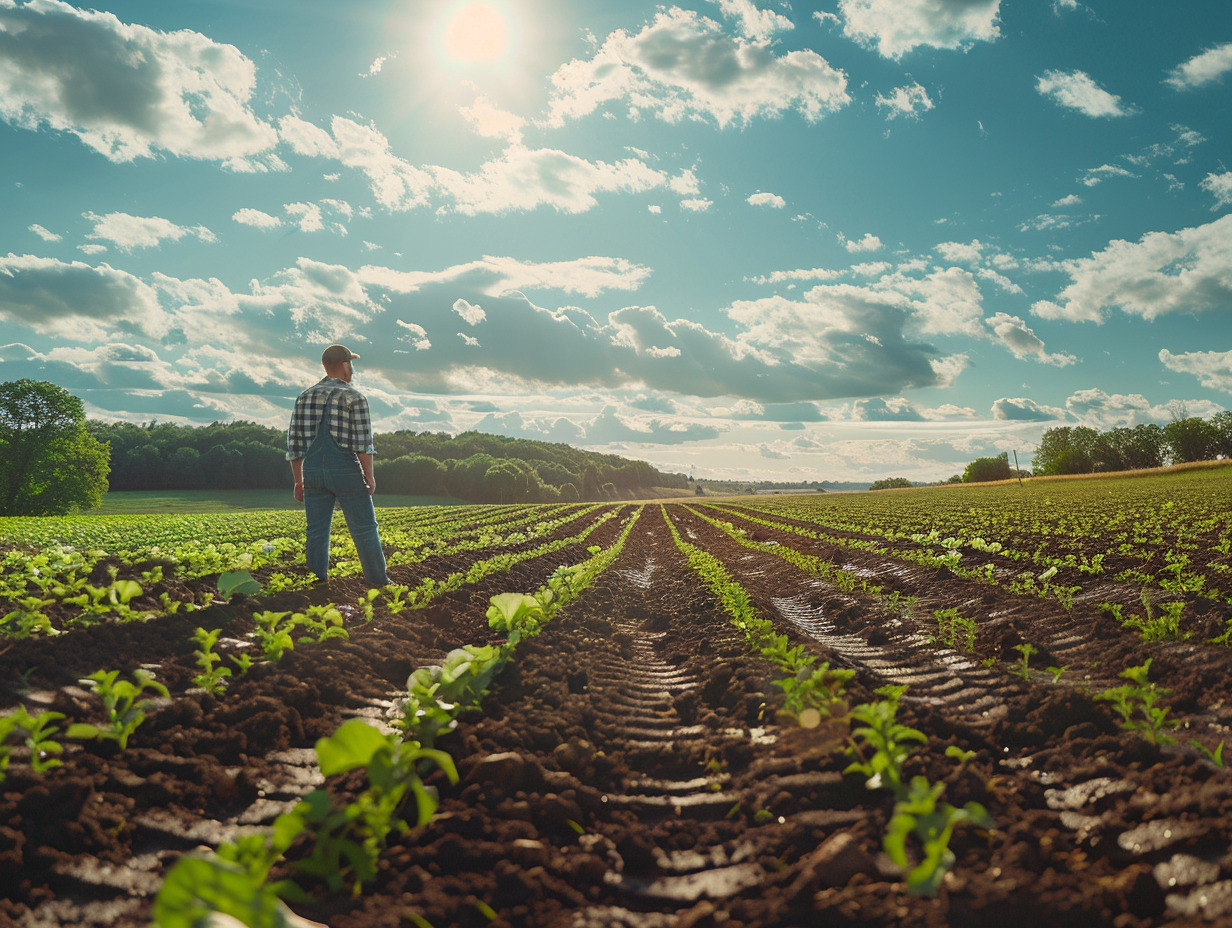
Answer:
315;718;390;777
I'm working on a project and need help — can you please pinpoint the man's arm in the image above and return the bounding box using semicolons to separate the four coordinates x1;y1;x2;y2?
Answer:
290;457;304;502
358;453;376;495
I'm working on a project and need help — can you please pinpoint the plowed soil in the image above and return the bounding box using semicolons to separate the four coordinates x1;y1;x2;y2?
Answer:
3;502;1232;928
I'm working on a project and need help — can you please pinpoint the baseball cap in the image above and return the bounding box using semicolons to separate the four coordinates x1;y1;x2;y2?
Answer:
322;344;360;365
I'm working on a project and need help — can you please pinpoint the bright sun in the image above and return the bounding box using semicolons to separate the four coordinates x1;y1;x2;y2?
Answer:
443;2;509;64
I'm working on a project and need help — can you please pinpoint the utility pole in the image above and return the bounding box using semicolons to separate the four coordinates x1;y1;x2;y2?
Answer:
1013;450;1023;486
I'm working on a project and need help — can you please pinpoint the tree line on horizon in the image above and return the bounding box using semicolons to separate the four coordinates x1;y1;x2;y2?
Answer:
86;418;690;504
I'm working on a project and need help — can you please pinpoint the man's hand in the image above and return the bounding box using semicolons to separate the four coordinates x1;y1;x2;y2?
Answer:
294;482;304;502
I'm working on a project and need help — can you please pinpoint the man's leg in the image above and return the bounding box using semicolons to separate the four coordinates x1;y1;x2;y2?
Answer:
303;488;336;580
337;491;388;585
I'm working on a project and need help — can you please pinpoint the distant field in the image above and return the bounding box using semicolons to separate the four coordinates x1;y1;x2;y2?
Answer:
93;489;465;514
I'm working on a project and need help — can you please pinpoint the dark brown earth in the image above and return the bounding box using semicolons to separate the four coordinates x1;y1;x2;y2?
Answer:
3;502;1232;928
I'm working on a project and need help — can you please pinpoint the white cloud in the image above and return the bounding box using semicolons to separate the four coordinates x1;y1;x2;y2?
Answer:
232;208;282;230
838;0;1001;59
431;143;669;215
1052;194;1083;207
542;7;849;129
77;243;107;255
84;211;216;251
0;253;166;341
1032;214;1232;323
1201;172;1232;208
28;223;61;242
0;0;277;167
396;320;431;351
359;254;651;299
746;267;844;285
285;202;325;233
680;198;713;212
1159;349;1232;393
875;82;934;119
453;298;486;326
648;204;663;214
1063;387;1222;429
460;95;526;141
1081;163;1137;187
1036;69;1131;118
1165;42;1232;91
934;239;983;264
985;312;1076;366
363;53;396;77
991;397;1066;421
843;232;883;253
747;191;786;208
708;0;794;40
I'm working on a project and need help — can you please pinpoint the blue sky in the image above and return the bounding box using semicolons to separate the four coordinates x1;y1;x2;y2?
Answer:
1;0;1230;482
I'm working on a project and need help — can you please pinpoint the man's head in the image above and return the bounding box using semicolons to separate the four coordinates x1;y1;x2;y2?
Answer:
321;344;359;382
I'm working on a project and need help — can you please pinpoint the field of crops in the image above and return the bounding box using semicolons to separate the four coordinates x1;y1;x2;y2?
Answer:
3;466;1232;928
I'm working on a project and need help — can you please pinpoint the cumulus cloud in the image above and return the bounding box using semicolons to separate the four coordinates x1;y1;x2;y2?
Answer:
1080;163;1136;186
934;239;983;264
0;0;277;167
747;191;786;208
1159;349;1232;393
852;397;925;421
28;223;61;242
708;0;794;41
1064;387;1222;429
1201;172;1232;208
875;82;934;119
1037;70;1131;118
0;253;166;341
542;7;849;129
459;95;525;141
232;208;282;230
985;312;1077;366
1165;42;1232;91
358;254;652;299
838;0;1001;59
991;397;1066;421
83;211;215;251
1032;214;1232;323
843;232;883;253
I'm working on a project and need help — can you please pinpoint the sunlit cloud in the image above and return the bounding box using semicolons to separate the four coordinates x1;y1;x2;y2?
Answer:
1036;69;1132;118
1159;349;1232;394
84;211;216;252
1201;172;1232;208
1165;42;1232;91
1033;214;1232;323
991;397;1065;421
839;0;1001;59
542;7;849;128
1064;387;1223;428
875;82;934;120
0;0;278;167
28;224;62;242
747;191;786;208
358;254;652;299
843;232;883;253
707;0;794;41
232;208;282;230
985;312;1077;366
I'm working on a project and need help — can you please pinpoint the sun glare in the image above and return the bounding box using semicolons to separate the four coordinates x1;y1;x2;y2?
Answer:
444;2;509;63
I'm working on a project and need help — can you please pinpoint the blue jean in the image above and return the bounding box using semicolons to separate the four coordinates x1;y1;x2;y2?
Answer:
300;419;388;586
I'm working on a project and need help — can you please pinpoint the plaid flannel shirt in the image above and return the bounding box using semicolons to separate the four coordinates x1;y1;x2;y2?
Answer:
285;377;376;460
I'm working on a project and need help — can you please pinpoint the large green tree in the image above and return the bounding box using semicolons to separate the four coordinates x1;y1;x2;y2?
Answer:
963;452;1012;483
0;380;110;515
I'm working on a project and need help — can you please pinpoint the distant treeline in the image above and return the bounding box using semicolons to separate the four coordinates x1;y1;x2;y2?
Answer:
1032;413;1232;476
87;420;690;503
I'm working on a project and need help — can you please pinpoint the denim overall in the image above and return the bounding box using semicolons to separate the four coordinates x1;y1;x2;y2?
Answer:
301;391;388;585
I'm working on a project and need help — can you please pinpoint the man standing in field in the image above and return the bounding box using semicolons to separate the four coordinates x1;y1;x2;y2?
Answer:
286;344;388;586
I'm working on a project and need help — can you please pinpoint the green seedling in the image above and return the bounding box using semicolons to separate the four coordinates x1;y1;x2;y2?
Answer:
382;584;412;614
945;745;977;764
158;591;183;615
219;569;262;599
1046;665;1067;683
1190;740;1225;767
67;668;169;749
486;592;546;644
1011;643;1037;681
293;605;348;644
1096;659;1179;745
845;685;926;797
1;596;57;638
0;707;67;780
153;807;312;928
294;718;458;893
191;626;231;695
929;608;976;652
357;589;380;623
775;661;855;720
232;652;254;676
252;610;296;661
885;775;993;895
